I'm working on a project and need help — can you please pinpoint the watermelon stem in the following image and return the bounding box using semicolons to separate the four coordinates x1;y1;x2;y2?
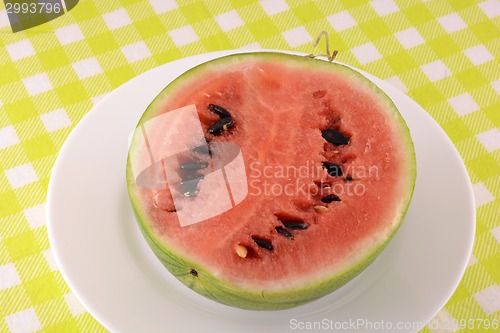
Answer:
306;30;338;62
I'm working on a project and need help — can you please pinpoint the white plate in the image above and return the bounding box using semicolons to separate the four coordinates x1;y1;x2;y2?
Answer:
47;50;475;333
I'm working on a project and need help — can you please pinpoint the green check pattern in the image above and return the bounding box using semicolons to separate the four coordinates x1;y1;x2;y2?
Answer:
0;0;499;332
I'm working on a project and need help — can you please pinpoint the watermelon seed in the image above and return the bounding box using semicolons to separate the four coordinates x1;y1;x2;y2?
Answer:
235;244;248;258
153;194;161;208
322;129;350;146
275;226;293;239
313;90;327;99
282;221;309;230
190;269;198;277
252;237;273;251
275;213;308;230
153;193;176;212
321;194;341;203
208;118;235;136
208;104;231;119
344;176;353;182
182;172;203;182
180;180;200;198
180;161;209;170
322;162;343;177
314;206;329;214
192;143;212;156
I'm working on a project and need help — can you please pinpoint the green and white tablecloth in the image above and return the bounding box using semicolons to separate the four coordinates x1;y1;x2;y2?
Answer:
0;0;498;332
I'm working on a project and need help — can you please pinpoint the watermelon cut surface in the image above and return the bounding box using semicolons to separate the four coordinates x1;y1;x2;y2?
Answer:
126;52;416;310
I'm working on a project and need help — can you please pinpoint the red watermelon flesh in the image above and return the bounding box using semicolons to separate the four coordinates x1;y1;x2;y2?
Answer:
127;52;416;309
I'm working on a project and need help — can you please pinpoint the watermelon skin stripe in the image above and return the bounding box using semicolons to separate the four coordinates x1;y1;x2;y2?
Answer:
126;52;416;310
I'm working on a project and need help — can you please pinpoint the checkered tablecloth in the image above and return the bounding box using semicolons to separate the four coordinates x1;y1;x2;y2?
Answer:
0;1;499;332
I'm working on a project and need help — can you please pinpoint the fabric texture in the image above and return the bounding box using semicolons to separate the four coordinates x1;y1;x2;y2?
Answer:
0;0;499;332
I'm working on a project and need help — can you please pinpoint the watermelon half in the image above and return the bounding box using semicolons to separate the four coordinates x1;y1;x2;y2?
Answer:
126;52;416;310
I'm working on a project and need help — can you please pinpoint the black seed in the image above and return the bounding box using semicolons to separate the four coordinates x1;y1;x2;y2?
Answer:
180;180;199;198
190;269;198;277
321;194;341;203
322;162;343;177
344;175;353;182
208;104;231;118
192;143;212;156
322;129;350;146
282;221;309;230
252;237;273;251
180;161;209;170
275;226;293;238
182;172;203;181
180;179;200;187
208;118;235;136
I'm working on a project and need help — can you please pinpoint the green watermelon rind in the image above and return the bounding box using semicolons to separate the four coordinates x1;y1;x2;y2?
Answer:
126;52;416;310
